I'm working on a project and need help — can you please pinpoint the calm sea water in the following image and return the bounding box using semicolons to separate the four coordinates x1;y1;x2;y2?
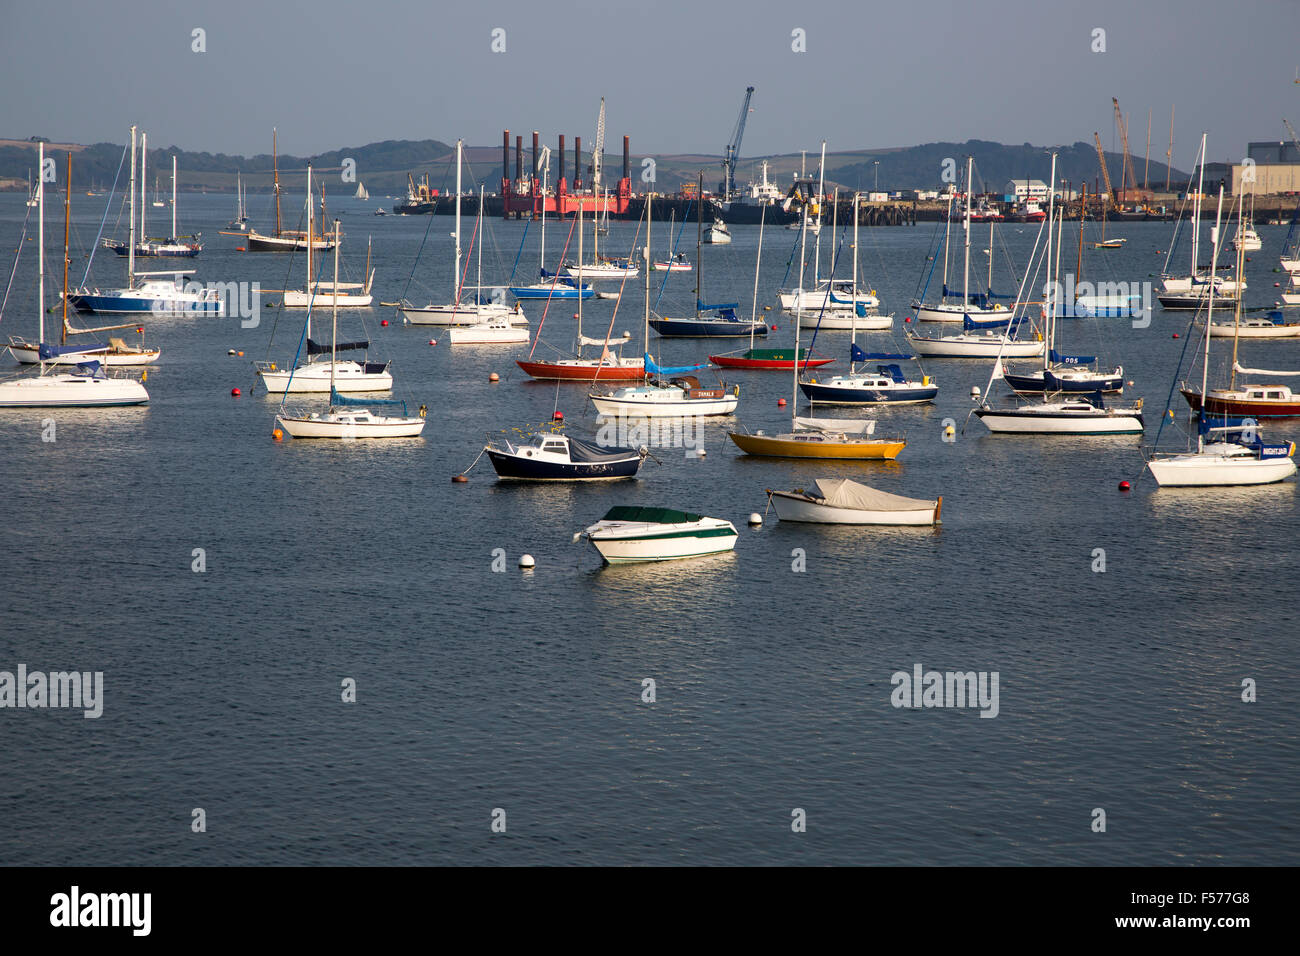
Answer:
1;189;1297;865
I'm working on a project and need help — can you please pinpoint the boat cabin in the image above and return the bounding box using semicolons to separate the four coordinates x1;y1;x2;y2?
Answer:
670;376;725;400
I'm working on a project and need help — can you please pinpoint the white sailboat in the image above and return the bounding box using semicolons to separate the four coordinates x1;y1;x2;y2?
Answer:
1158;136;1244;309
270;167;374;308
588;197;739;417
0;142;149;408
560;100;639;283
400;140;526;326
257;192;393;394
447;187;531;344
275;230;425;439
355;182;369;201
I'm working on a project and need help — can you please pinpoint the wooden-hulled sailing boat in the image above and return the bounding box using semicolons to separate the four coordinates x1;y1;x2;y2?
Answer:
0;143;150;408
275;226;425;439
1180;187;1300;417
516;193;644;381
588;197;740;418
257;190;393;394
246;130;339;252
399;140;525;327
727;204;906;460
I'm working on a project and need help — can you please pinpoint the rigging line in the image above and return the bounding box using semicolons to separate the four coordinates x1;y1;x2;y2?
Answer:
775;223;800;294
80;142;128;287
802;207;848;361
507;217;530;284
260;189;312;362
526;211;580;359
396;149;456;307
585;210;644;390
653;199;693;311
1147;313;1200;458
0;207;33;326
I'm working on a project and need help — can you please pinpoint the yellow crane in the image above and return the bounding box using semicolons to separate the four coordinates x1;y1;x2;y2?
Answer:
1111;96;1139;206
1093;132;1116;212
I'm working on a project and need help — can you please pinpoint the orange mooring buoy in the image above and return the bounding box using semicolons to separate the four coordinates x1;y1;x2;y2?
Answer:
272;428;283;441
452;475;468;483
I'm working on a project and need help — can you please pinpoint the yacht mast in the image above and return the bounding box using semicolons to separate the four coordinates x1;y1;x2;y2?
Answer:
127;126;137;289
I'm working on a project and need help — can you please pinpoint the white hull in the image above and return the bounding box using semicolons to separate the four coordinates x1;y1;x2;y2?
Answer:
976;403;1144;434
768;492;937;526
911;301;1011;324
586;519;738;564
779;288;878;313
1159;274;1245;295
0;373;149;407
562;263;639;280
798;311;893;330
7;344;161;366
1147;452;1296;487
275;411;425;439
591;394;739;418
399;302;526;326
907;332;1043;358
1197;319;1300;339
1280;257;1300;273
446;324;530;344
280;289;373;308
259;361;393;393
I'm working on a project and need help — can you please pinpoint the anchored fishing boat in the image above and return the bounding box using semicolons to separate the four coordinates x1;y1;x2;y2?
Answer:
576;506;738;564
766;478;941;526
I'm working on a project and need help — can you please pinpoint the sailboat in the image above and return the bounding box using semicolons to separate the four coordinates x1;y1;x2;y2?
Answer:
515;194;645;382
1148;185;1295;485
710;206;831;370
0;143;150;408
152;174;165;208
105;143;202;257
1157;135;1243;309
447;187;531;344
227;172;249;231
257;188;393;394
1231;183;1262;251
793;186;888;329
355;182;369;201
1181;187;1300;417
801;194;936;405
247;130;339;252
652;210;692;271
728;204;906;460
8;153;161;367
25;170;38;207
910;158;1013;323
647;172;767;338
507;154;594;301
399;140;526;326
275;229;425;439
68;127;222;316
1003;172;1125;394
974;155;1146;437
588;198;740;418
264;167;374;308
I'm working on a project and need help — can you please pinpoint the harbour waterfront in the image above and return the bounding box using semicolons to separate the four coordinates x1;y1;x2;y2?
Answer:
1;194;1297;865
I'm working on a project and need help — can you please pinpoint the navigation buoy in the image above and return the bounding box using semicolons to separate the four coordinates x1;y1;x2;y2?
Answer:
553;411;564;420
231;387;241;397
519;554;535;570
1118;480;1131;492
777;398;787;406
489;372;499;382
748;513;763;526
452;474;468;483
272;428;283;441
381;318;389;326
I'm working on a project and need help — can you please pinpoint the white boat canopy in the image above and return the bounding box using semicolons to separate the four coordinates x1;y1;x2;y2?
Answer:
814;478;937;512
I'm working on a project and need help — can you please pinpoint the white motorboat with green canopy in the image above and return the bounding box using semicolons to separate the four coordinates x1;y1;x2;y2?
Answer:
576;506;738;564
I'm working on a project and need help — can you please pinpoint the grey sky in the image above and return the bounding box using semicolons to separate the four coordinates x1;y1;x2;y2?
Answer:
3;0;1297;169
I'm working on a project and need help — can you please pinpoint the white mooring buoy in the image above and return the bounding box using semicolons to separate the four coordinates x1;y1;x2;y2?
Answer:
748;513;763;527
518;554;535;570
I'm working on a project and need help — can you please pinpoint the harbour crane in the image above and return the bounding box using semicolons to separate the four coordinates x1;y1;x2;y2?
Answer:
1111;96;1139;204
1093;132;1116;213
719;86;755;202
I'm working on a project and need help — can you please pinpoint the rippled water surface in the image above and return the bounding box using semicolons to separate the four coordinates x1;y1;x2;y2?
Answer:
2;191;1297;865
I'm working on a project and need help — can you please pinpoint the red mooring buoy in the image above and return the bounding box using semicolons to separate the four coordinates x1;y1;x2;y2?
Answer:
1119;480;1131;491
231;387;241;397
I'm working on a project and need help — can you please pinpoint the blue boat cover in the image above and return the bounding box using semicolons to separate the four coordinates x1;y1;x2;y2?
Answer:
1198;413;1257;435
854;302;874;317
1049;349;1096;365
853;345;913;362
645;353;707;376
962;314;1024;332
330;389;409;413
73;361;102;376
698;300;740;312
878;364;907;383
39;342;106;359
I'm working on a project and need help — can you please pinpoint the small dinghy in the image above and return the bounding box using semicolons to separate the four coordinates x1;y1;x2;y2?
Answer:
766;479;942;526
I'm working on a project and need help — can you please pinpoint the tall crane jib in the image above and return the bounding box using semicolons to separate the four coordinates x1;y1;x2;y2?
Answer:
720;86;755;202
